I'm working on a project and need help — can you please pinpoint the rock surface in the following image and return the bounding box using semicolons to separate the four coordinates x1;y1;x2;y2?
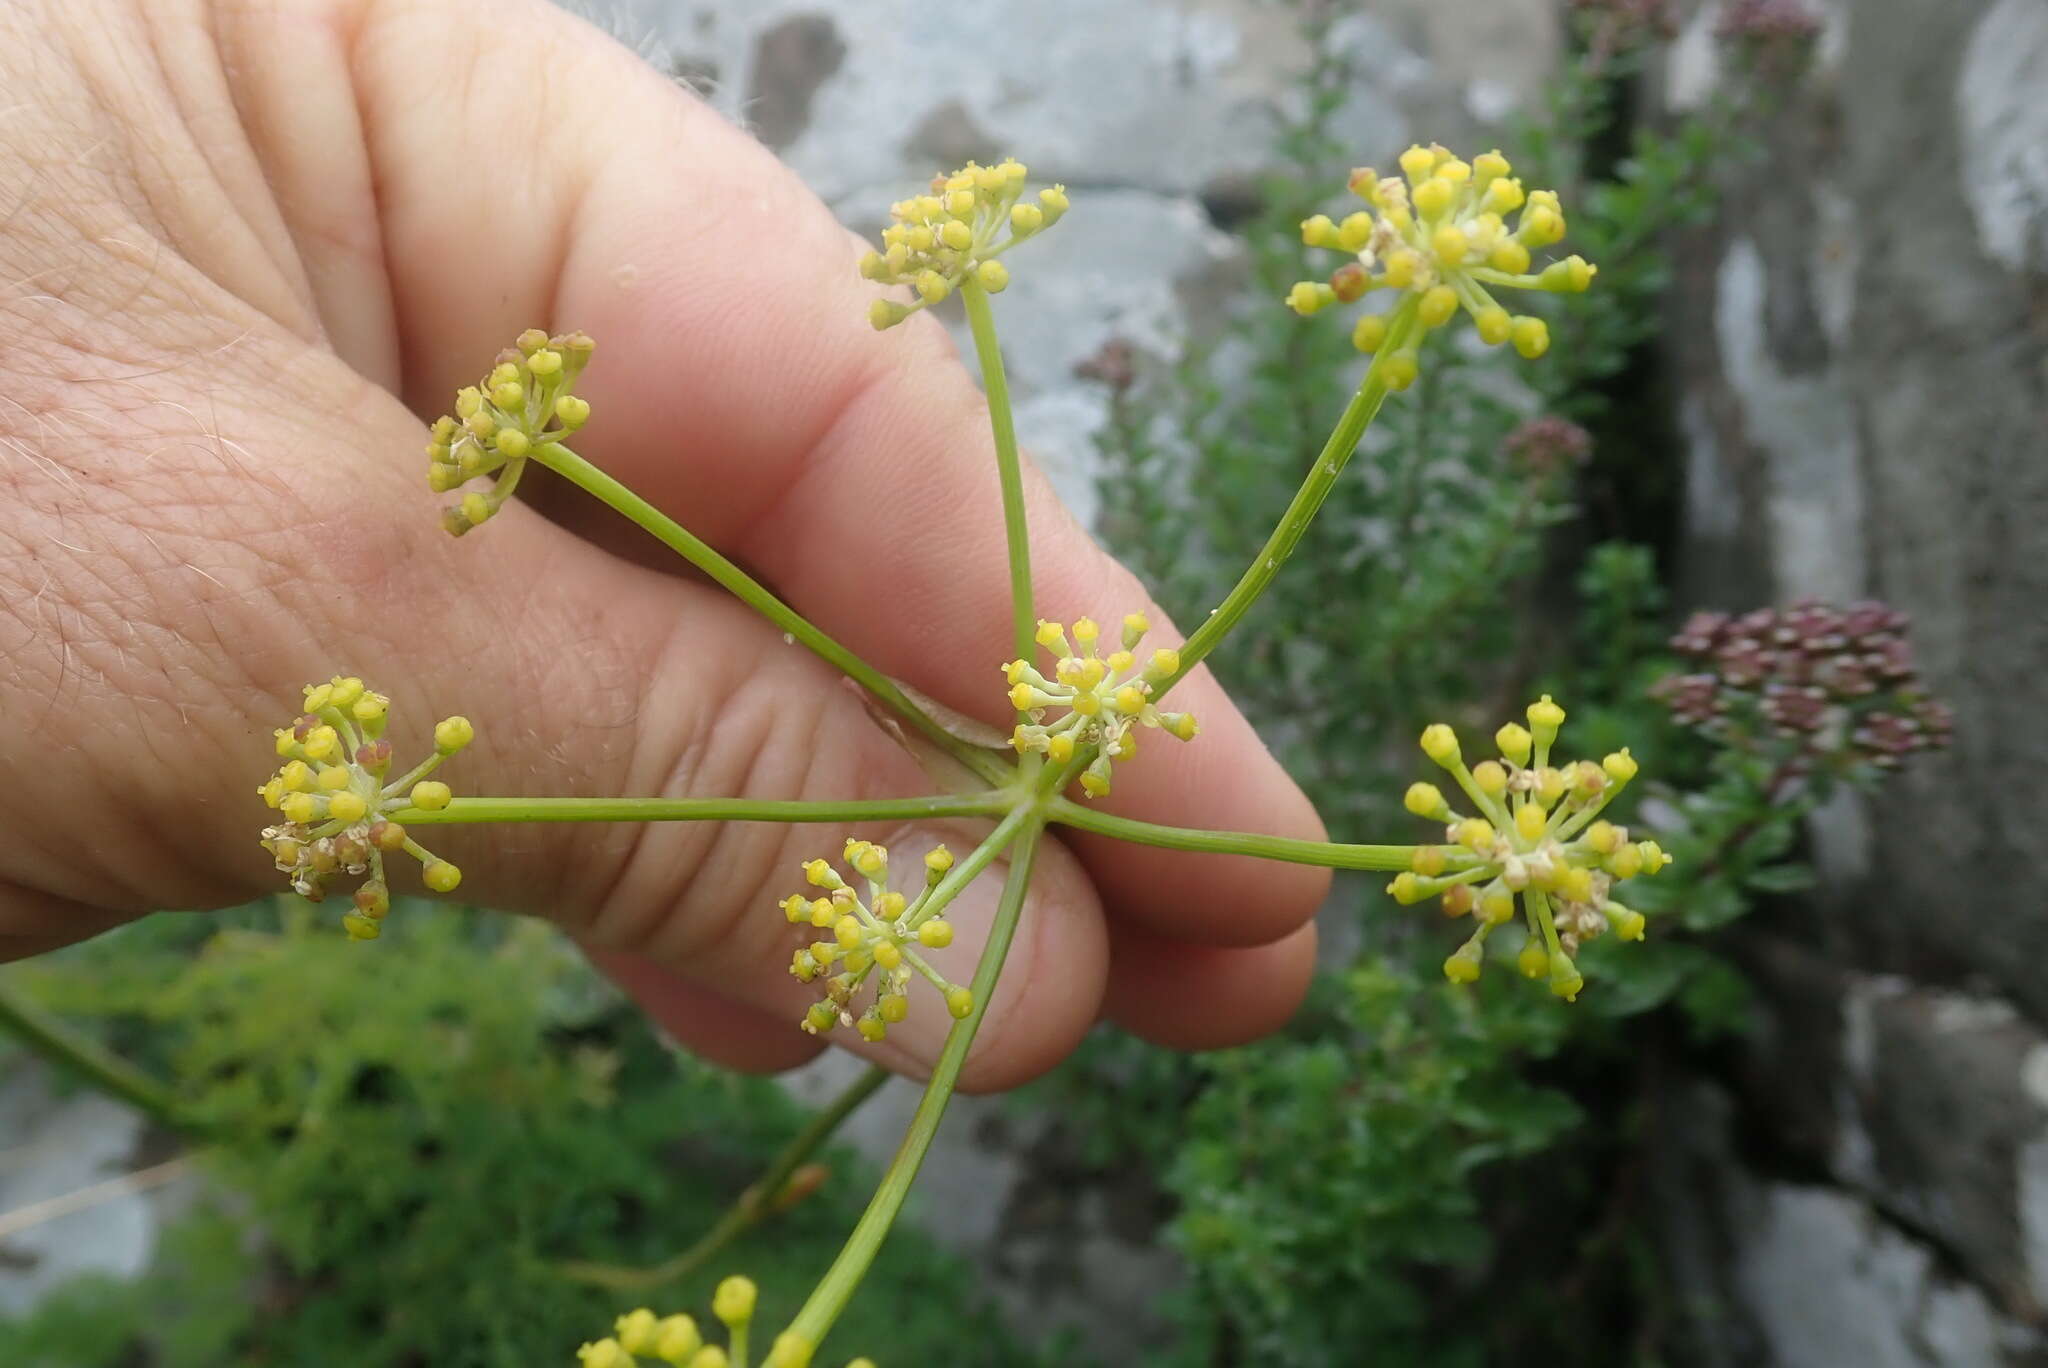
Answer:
1660;0;2048;1362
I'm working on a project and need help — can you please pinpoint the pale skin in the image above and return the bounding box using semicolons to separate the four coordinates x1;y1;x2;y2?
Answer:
0;0;1328;1091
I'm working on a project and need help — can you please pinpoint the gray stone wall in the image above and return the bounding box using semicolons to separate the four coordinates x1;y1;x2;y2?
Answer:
1656;2;2048;1364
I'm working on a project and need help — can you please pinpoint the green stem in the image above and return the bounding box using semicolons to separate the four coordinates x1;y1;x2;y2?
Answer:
534;443;1010;786
389;793;1014;826
1048;799;1416;872
959;281;1035;664
0;980;195;1136
783;816;1046;1350
1155;299;1420;697
555;1066;891;1293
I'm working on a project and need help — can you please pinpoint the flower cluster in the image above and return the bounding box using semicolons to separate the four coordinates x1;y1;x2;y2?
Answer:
1286;144;1596;388
1568;0;1677;50
427;328;594;535
1395;697;1670;1000
860;158;1067;330
782;839;972;1041
1005;615;1199;798
576;1276;862;1368
256;678;473;939
1500;413;1594;480
1653;600;1952;775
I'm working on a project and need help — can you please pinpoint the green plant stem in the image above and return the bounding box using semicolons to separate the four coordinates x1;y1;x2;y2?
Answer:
389;793;1014;826
959;280;1035;665
1155;299;1420;698
0;980;194;1136
783;815;1046;1350
535;442;1010;787
1049;799;1416;871
557;1066;890;1292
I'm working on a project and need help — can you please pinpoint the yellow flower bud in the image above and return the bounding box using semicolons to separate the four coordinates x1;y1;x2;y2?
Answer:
1444;941;1483;984
1412;845;1448;876
869;299;910;331
918;919;954;948
1548;951;1583;1001
1514;802;1547;843
945;985;975;1018
423;860;462;893
1603;748;1639;784
1286;281;1336;316
1510;315;1550;359
1474;305;1512;345
434;716;475;753
915;270;951;304
1388;872;1424;904
1336;211;1374;252
1495;723;1532;766
1480;887;1516;925
1412;177;1455;218
976;259;1009;292
1352;313;1388;353
1398;144;1439;181
1404;781;1448;819
712;1276;757;1328
1419;723;1460;765
576;1338;635;1368
1518;941;1549;979
1010;202;1044;234
1419;285;1459;329
653;1314;702;1362
327;791;368;823
1607;904;1646;941
616;1308;660;1353
1431;224;1469;265
1300;213;1338;247
411;780;452;811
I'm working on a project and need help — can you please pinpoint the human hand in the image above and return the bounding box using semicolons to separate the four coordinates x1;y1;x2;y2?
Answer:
0;0;1326;1089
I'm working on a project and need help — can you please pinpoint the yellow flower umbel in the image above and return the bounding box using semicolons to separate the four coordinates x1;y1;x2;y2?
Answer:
1288;144;1596;388
255;678;474;939
861;158;1068;329
576;1277;862;1368
1394;696;1668;1001
1005;614;1199;798
428;328;595;535
782;840;974;1041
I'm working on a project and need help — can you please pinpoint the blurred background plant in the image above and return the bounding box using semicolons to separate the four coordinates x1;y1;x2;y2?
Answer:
0;909;1058;1367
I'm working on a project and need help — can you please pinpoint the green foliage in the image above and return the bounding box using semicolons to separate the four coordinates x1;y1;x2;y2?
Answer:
1160;962;1577;1368
0;909;1046;1368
